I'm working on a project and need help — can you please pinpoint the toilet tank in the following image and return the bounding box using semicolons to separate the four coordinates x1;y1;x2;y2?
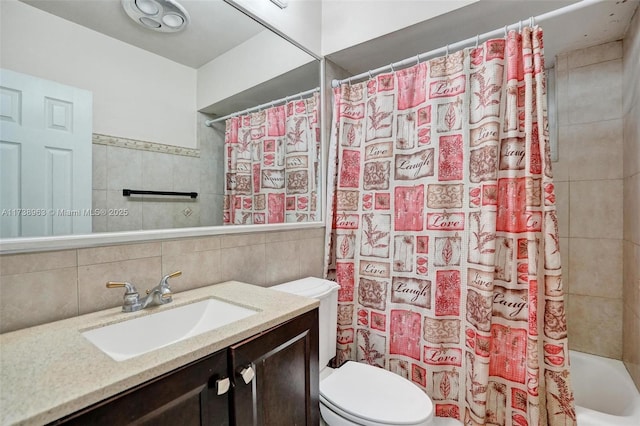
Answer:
271;277;340;368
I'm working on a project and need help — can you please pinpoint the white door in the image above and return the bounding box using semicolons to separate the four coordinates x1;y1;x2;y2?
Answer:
0;69;92;237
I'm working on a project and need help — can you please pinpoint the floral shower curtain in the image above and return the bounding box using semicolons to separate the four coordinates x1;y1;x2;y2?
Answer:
223;92;320;224
325;28;575;425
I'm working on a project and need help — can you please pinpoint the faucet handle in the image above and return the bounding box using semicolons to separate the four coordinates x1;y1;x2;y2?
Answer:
165;271;182;279
106;281;138;294
106;281;141;312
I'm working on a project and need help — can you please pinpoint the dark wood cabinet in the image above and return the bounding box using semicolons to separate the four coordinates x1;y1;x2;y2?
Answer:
51;309;318;426
229;309;319;426
53;349;230;426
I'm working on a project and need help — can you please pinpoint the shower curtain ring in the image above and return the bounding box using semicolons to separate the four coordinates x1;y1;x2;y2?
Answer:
519;20;522;32
416;54;420;65
475;35;480;48
530;16;535;27
504;25;508;38
390;63;395;72
445;44;449;57
368;70;373;80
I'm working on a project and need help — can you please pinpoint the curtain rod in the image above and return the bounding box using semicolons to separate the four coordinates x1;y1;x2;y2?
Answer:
205;87;320;126
332;0;606;88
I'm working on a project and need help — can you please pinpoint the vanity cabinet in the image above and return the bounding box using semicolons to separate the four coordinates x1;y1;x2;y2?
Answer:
51;309;318;426
53;349;230;426
230;308;319;425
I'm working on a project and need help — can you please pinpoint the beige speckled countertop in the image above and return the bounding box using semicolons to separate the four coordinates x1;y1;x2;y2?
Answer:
0;281;318;426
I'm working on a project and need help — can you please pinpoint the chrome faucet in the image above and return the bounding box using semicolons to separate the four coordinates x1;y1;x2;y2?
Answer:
107;271;181;312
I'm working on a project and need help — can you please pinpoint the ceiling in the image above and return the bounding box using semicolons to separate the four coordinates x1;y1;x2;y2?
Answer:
20;0;266;68
19;0;640;73
328;0;640;74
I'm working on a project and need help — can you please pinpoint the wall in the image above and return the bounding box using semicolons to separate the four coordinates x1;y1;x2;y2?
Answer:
90;113;225;232
0;0;197;149
196;29;315;111
622;8;640;388
0;227;325;334
554;41;624;359
228;0;322;56
320;0;477;56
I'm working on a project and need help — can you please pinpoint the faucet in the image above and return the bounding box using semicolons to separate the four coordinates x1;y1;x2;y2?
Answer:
106;271;181;312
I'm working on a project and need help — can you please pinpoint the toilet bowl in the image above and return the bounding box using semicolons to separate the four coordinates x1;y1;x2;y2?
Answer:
272;277;434;426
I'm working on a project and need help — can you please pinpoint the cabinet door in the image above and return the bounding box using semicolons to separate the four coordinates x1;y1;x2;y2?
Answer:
53;350;230;426
229;309;319;426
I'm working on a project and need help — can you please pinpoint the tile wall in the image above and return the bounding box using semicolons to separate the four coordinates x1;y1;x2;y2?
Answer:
91;112;225;232
623;9;640;388
554;41;624;359
0;227;325;334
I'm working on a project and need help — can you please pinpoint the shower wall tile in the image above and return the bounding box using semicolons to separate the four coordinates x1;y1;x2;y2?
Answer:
569;179;623;239
92;190;108;233
623;102;640;177
172;201;200;229
555;55;570;128
623;307;640;386
567;59;622;124
624;174;640;245
106;146;142;191
92;144;107;190
560;237;570;294
555;41;625;360
554;181;569;238
566;119;623;181
568;238;622;298
568;294;622;359
173;155;201;193
142;201;177;230
622;5;640;390
106;190;143;232
622;241;640;313
142;151;174;192
0;267;78;334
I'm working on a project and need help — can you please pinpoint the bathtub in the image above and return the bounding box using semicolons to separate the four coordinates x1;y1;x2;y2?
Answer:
570;350;640;425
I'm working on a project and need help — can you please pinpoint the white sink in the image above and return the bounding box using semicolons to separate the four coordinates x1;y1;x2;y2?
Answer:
82;298;258;361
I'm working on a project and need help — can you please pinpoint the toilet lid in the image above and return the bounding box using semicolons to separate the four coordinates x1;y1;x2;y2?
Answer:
320;361;433;426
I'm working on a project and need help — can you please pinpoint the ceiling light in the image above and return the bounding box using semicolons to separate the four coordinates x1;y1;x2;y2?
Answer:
122;0;190;33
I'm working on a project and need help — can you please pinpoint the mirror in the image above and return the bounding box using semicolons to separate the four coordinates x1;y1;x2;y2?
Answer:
0;0;322;248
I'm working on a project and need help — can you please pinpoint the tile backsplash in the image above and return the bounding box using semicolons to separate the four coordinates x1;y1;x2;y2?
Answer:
0;227;325;334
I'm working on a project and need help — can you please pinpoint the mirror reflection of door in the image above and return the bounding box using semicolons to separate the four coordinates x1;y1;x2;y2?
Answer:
0;69;92;238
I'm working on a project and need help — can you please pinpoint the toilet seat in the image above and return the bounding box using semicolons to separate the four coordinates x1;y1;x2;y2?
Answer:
320;361;434;426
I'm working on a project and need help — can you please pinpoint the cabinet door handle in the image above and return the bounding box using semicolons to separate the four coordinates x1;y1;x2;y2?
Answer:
239;366;255;384
215;377;231;395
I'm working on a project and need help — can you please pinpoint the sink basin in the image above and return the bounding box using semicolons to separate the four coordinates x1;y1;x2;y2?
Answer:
82;298;258;361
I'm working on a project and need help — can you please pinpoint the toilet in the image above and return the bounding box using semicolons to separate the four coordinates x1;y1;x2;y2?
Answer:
272;277;434;426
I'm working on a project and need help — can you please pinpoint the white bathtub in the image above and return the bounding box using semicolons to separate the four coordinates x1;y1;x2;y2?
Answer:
570;350;640;425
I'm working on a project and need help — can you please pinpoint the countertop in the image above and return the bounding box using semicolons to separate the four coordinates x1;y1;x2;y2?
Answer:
0;281;319;426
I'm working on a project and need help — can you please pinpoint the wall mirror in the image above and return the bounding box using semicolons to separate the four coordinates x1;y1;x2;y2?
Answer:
0;0;322;252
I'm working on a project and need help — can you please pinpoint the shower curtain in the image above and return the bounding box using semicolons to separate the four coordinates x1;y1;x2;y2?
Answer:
325;27;575;425
223;92;320;224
